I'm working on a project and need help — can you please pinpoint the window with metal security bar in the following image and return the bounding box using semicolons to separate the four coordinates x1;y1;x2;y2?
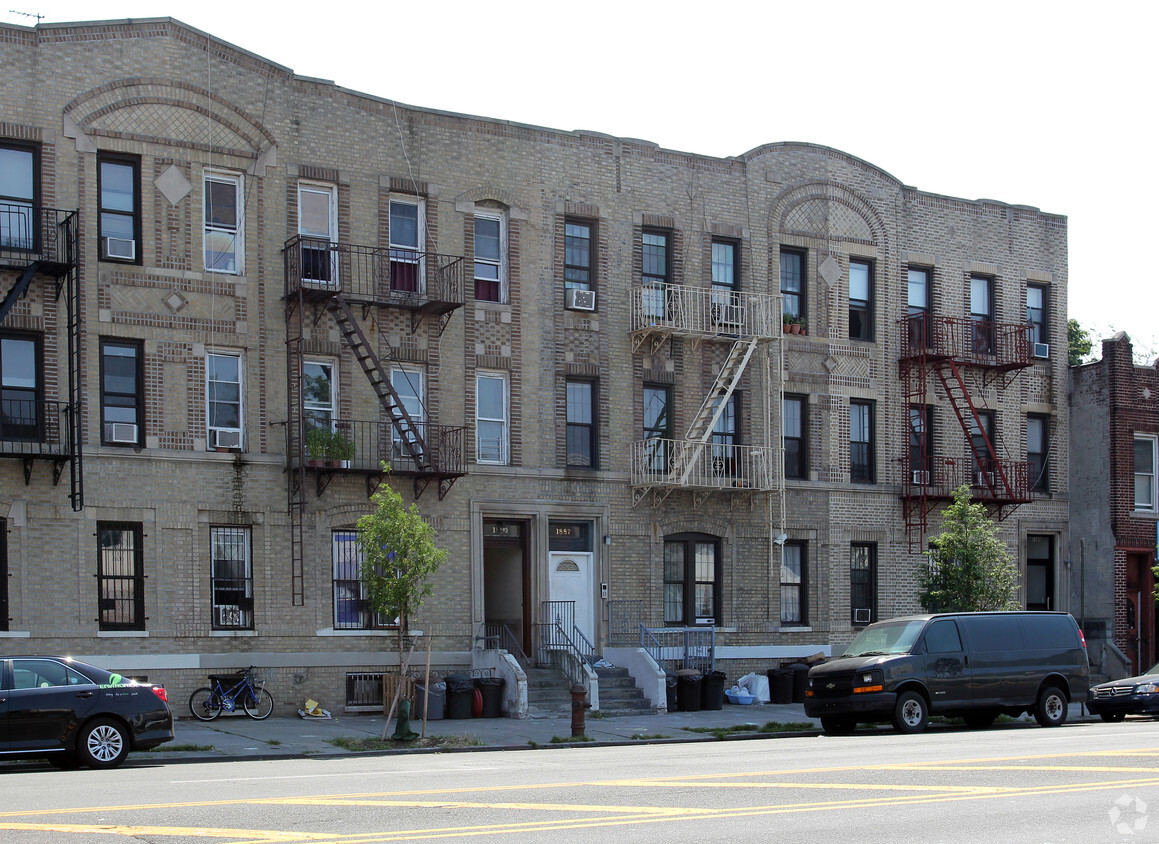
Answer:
332;530;398;630
850;543;877;626
211;526;253;630
97;522;144;631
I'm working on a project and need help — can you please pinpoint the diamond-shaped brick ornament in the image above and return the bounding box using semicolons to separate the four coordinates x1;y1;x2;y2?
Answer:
165;290;188;314
819;254;841;287
156;164;192;205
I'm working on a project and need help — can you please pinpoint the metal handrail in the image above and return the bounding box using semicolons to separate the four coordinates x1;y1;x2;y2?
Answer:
482;622;532;671
0;398;72;457
294;417;466;478
630;438;777;491
639;624;716;673
630;283;782;339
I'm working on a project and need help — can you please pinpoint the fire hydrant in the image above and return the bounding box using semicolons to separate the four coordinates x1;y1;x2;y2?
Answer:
570;683;590;737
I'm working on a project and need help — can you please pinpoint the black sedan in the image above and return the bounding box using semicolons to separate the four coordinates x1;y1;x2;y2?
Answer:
0;656;173;768
1087;662;1159;722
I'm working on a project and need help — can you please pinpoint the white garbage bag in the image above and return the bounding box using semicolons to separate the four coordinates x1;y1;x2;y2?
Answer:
737;671;771;703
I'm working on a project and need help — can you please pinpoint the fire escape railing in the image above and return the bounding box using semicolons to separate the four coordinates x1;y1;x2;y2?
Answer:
294;418;466;477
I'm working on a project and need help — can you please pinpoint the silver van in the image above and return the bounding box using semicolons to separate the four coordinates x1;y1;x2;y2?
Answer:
804;612;1089;735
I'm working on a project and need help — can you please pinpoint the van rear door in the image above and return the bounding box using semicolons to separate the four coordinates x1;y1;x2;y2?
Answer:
921;618;973;712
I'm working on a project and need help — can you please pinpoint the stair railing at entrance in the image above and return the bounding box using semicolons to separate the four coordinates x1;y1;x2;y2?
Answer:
481;622;532;671
607;600;644;645
535;601;596;694
640;624;715;673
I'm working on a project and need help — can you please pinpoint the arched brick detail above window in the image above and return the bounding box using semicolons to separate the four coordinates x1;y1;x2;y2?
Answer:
770;181;885;248
63;78;277;173
454;186;528;220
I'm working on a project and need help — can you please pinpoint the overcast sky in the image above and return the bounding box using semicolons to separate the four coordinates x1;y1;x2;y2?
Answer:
7;1;1156;360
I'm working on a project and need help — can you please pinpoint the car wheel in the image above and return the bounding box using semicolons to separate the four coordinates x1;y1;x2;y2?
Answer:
189;687;223;721
892;690;929;734
1034;686;1068;727
1099;712;1127;723
77;718;129;769
963;710;997;729
820;717;856;735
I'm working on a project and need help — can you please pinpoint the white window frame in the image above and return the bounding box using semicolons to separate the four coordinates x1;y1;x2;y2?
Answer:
297;181;338;286
473;212;507;302
204;170;243;274
390;365;425;463
1134;435;1158;512
389;197;426;293
206;350;243;450
476;372;508;465
303;359;336;431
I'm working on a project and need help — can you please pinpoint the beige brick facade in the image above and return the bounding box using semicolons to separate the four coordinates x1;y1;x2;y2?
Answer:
0;19;1070;711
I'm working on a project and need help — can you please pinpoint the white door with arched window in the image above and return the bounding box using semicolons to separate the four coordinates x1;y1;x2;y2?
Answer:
548;551;595;648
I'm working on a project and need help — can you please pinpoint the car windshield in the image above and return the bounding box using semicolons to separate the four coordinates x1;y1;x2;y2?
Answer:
842;620;927;657
1144;662;1159;677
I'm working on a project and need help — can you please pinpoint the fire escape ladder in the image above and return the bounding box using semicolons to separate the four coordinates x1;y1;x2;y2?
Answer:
286;299;307;606
901;350;930;550
62;259;83;510
325;293;430;471
931;359;1013;500
0;261;40;324
669;337;757;486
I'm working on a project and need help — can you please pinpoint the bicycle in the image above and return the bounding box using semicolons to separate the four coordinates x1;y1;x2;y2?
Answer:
189;667;274;721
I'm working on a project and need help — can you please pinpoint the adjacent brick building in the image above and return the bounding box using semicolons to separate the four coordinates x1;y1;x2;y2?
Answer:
1;18;1073;711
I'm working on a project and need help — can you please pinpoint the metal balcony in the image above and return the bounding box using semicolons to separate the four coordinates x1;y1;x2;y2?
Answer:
630;284;781;351
899;314;1033;372
904;458;1032;506
630;437;777;504
0;206;78;275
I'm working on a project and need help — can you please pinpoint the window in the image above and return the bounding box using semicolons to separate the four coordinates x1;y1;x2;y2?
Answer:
711;240;741;328
970;275;994;354
780;248;805;320
1;516;7;632
98;154;139;262
0;332;39;441
850;543;877;625
909;405;933;483
641;230;668;318
1;141;36;250
664;533;720;626
476;372;508;464
848;259;873;341
97;522;144;631
1027;285;1047;349
849;400;875;483
473;213;505;302
968;410;995;481
204;171;242;274
783;395;806;480
297;182;337;284
566;379;596;468
780;542;807;625
907;267;931;348
1025;534;1055;611
1134;436;1157;511
389;198;424;292
711;393;738;476
332;529;396;629
643;384;671;473
565;221;592;290
211;526;253;629
303;360;335;432
390;366;425;466
100;339;142;446
1028;414;1049;493
206;351;242;450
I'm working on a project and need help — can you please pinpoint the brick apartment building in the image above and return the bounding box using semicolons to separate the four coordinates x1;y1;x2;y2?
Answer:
1070;334;1159;677
1;18;1072;712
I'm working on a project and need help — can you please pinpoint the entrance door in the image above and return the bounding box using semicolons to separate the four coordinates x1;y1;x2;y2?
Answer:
1126;554;1156;675
549;551;595;647
1026;535;1055;611
482;520;529;653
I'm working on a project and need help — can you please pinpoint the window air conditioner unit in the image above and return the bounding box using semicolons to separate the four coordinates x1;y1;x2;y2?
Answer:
565;288;597;311
1032;342;1050;359
852;608;872;624
102;236;135;260
975;471;996;487
210;429;242;450
104;422;138;444
912;470;930;485
216;605;242;627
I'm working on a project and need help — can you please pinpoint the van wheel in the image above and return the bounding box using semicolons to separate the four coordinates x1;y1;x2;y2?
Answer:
820;717;856;735
1034;686;1067;727
892;691;928;734
963;711;997;729
1099;712;1126;723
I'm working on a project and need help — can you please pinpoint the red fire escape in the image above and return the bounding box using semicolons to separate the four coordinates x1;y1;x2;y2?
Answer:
899;313;1033;550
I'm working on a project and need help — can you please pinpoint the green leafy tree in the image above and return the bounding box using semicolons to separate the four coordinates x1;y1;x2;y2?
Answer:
1068;318;1093;367
356;465;447;737
919;485;1021;612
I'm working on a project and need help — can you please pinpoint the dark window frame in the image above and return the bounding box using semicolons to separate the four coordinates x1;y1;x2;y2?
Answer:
663;532;722;627
565;378;597;469
850;542;877;626
969;409;996;479
1028;414;1049;493
848;258;874;341
0;139;39;252
970;274;995;354
780;247;805;320
909;404;934;482
0;330;42;442
97;521;145;631
850;399;875;483
564;218;594;291
783;394;807;480
332;528;398;630
1026;283;1048;348
906;266;932;348
210;525;254;630
100;338;143;447
97;153;141;264
780;541;808;626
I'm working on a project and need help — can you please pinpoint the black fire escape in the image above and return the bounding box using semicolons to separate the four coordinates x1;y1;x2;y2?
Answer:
0;206;83;509
899;313;1033;550
282;236;466;605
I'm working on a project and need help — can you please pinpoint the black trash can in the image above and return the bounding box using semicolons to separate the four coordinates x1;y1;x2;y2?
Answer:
700;670;726;711
444;673;474;719
413;682;445;720
665;673;678;712
788;663;810;704
768;668;793;705
676;669;703;712
474;676;505;718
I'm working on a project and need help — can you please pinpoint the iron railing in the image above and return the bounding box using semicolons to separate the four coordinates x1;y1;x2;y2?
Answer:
0;398;72;457
899;313;1033;371
283;235;463;310
294;418;466;478
630;438;777;491
0;206;78;268
482;622;532;671
904;457;1031;503
640;624;715;673
630;283;782;339
535;601;596;694
607;600;645;645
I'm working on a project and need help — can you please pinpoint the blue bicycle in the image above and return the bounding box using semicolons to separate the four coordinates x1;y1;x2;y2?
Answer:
189;667;274;720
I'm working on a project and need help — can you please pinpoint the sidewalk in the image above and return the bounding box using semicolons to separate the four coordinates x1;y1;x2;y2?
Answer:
140;701;1094;764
